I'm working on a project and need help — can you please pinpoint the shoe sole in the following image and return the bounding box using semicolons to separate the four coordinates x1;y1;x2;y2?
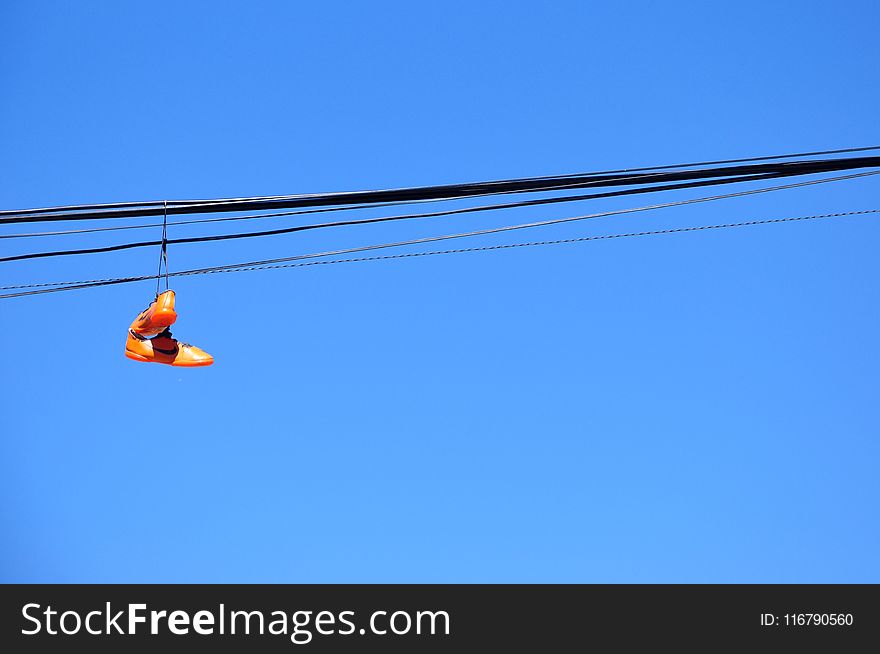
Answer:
125;350;213;367
172;359;214;367
131;308;177;335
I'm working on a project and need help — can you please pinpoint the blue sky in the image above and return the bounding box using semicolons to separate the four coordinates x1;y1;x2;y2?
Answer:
1;1;878;582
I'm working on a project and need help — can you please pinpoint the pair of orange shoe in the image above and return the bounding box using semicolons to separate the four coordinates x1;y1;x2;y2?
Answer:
124;290;214;367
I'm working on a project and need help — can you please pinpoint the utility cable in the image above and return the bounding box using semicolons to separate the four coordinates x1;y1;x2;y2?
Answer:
3;167;855;264
2;153;879;224
3;169;877;297
0;167;732;240
10;149;880;240
1;208;875;300
3;144;878;221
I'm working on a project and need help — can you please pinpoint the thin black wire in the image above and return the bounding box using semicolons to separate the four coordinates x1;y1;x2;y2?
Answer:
3;170;877;295
0;169;816;263
3;144;878;221
167;171;880;275
3;153;879;224
1;208;875;300
5;171;875;286
172;209;880;275
4;167;879;265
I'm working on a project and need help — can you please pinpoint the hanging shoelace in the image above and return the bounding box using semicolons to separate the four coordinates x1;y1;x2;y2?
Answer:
155;200;170;295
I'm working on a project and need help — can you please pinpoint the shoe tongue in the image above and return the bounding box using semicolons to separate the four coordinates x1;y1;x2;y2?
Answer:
155;328;190;349
153;334;177;348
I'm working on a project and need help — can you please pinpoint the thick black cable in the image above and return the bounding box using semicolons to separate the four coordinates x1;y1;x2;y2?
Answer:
12;151;880;241
0;167;716;240
3;172;877;296
3;154;880;224
1;168;840;264
3;144;878;221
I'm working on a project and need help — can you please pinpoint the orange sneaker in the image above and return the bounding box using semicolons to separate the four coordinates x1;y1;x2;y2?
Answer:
130;290;177;337
124;328;214;367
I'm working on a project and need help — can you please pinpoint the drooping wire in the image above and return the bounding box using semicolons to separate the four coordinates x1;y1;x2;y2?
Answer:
2;152;879;225
3;144;879;223
157;208;880;277
158;171;880;276
3;167;879;265
1;208;875;300
2;166;878;298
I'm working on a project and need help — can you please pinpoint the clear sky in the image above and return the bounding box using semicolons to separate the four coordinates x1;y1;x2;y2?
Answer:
1;1;878;583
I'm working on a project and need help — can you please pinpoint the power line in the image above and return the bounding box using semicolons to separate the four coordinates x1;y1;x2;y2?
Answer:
3;170;877;298
6;146;880;243
3;167;855;264
158;171;880;274
3;153;879;224
4;144;878;221
0;166;742;240
160;209;880;276
2;208;875;300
